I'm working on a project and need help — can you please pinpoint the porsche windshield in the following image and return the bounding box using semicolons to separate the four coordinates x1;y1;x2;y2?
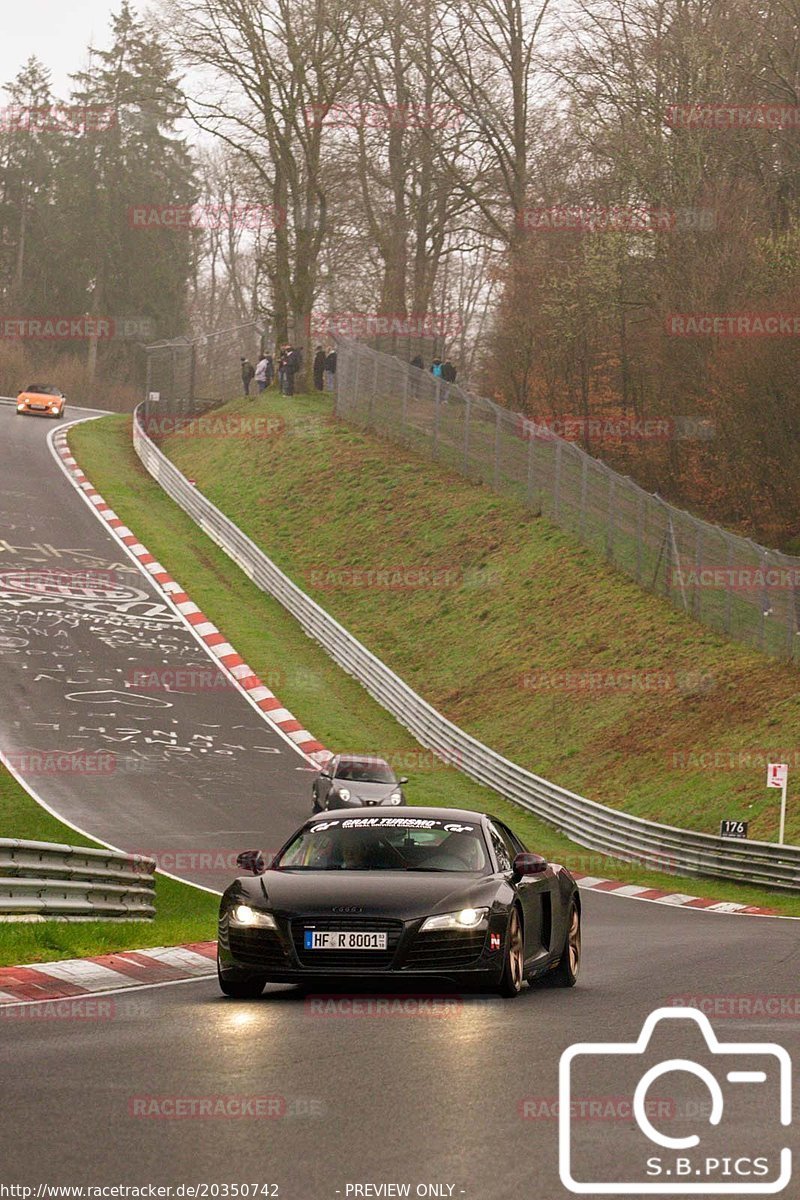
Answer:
275;818;488;872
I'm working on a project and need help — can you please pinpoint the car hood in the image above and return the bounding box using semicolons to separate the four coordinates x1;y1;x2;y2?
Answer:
328;780;400;803
227;869;500;921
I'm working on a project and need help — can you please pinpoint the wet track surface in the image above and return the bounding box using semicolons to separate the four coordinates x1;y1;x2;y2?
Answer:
0;405;798;1198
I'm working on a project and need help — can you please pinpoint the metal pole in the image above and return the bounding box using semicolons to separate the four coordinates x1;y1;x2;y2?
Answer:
527;429;535;507
779;775;788;845
493;408;501;490
463;397;471;474
433;378;441;458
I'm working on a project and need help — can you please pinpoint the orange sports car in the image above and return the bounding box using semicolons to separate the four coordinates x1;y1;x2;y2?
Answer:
16;383;67;419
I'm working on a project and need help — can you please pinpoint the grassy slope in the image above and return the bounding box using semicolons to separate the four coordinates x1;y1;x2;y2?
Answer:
157;393;800;846
0;765;218;967
67;411;799;915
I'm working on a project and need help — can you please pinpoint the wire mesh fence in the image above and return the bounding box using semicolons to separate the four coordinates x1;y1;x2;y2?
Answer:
335;335;800;663
142;321;266;405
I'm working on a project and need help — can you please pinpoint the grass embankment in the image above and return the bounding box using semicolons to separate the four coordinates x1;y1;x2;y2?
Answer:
66;405;800;915
0;765;218;966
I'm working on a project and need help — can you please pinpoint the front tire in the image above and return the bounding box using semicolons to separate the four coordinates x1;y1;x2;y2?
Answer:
497;907;525;997
217;952;267;999
545;900;581;988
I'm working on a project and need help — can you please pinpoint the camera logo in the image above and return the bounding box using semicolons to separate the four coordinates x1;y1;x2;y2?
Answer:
559;1007;792;1194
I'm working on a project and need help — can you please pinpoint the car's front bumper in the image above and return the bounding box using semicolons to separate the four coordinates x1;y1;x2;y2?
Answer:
218;912;505;987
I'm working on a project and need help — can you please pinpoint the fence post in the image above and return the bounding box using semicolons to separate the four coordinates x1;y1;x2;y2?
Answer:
724;540;734;635
606;474;616;560
463;396;471;474
353;349;361;418
402;364;409;429
760;551;769;651
579;457;588;537
433;378;441;458
369;353;378;425
493;407;501;490
692;525;704;618
527;429;536;508
188;342;197;405
636;493;645;582
553;441;562;521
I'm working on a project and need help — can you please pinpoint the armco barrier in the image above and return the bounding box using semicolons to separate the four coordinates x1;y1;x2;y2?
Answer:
0;839;156;920
131;402;799;891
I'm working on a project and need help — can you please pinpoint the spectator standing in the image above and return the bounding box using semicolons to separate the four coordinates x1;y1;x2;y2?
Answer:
410;354;424;370
430;358;443;378
324;346;337;391
263;352;274;388
240;357;255;397
254;355;269;394
285;345;302;396
441;359;457;384
278;346;289;394
313;345;326;391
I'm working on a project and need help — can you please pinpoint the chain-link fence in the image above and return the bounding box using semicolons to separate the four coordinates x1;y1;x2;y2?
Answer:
335;336;800;663
143;321;266;404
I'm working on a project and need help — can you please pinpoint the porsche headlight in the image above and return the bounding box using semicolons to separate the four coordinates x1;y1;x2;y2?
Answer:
334;788;351;802
420;907;489;932
231;904;277;929
388;792;403;805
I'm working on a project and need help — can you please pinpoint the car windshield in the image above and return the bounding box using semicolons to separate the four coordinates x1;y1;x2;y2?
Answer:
26;384;59;396
274;817;488;872
335;759;396;784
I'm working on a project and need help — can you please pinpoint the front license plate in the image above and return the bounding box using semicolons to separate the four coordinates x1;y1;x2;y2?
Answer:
304;930;387;950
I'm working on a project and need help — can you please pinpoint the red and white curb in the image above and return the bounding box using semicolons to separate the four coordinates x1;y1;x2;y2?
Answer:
570;872;779;916
49;422;792;921
52;426;330;767
0;942;216;1007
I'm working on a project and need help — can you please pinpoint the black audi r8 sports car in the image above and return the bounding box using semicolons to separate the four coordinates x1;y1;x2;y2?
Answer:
217;807;581;999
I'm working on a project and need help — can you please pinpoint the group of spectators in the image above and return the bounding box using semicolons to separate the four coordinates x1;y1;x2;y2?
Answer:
410;354;457;383
240;345;337;398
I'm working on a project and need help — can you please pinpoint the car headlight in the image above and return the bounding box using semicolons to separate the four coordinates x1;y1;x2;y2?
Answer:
420;907;489;932
230;904;277;929
388;792;403;805
334;788;350;802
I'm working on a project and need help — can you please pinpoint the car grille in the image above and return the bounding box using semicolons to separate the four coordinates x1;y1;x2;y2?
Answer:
403;928;487;969
291;917;403;969
228;927;290;970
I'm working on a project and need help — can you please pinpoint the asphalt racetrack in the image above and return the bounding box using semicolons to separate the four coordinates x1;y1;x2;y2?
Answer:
1;405;797;1199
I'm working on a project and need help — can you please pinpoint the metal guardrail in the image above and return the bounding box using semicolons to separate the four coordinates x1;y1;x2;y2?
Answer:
0;839;156;921
132;400;800;891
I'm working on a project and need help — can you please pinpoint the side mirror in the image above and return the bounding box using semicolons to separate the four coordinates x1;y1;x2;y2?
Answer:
319;769;331;779
236;849;267;875
398;776;409;785
512;851;548;879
